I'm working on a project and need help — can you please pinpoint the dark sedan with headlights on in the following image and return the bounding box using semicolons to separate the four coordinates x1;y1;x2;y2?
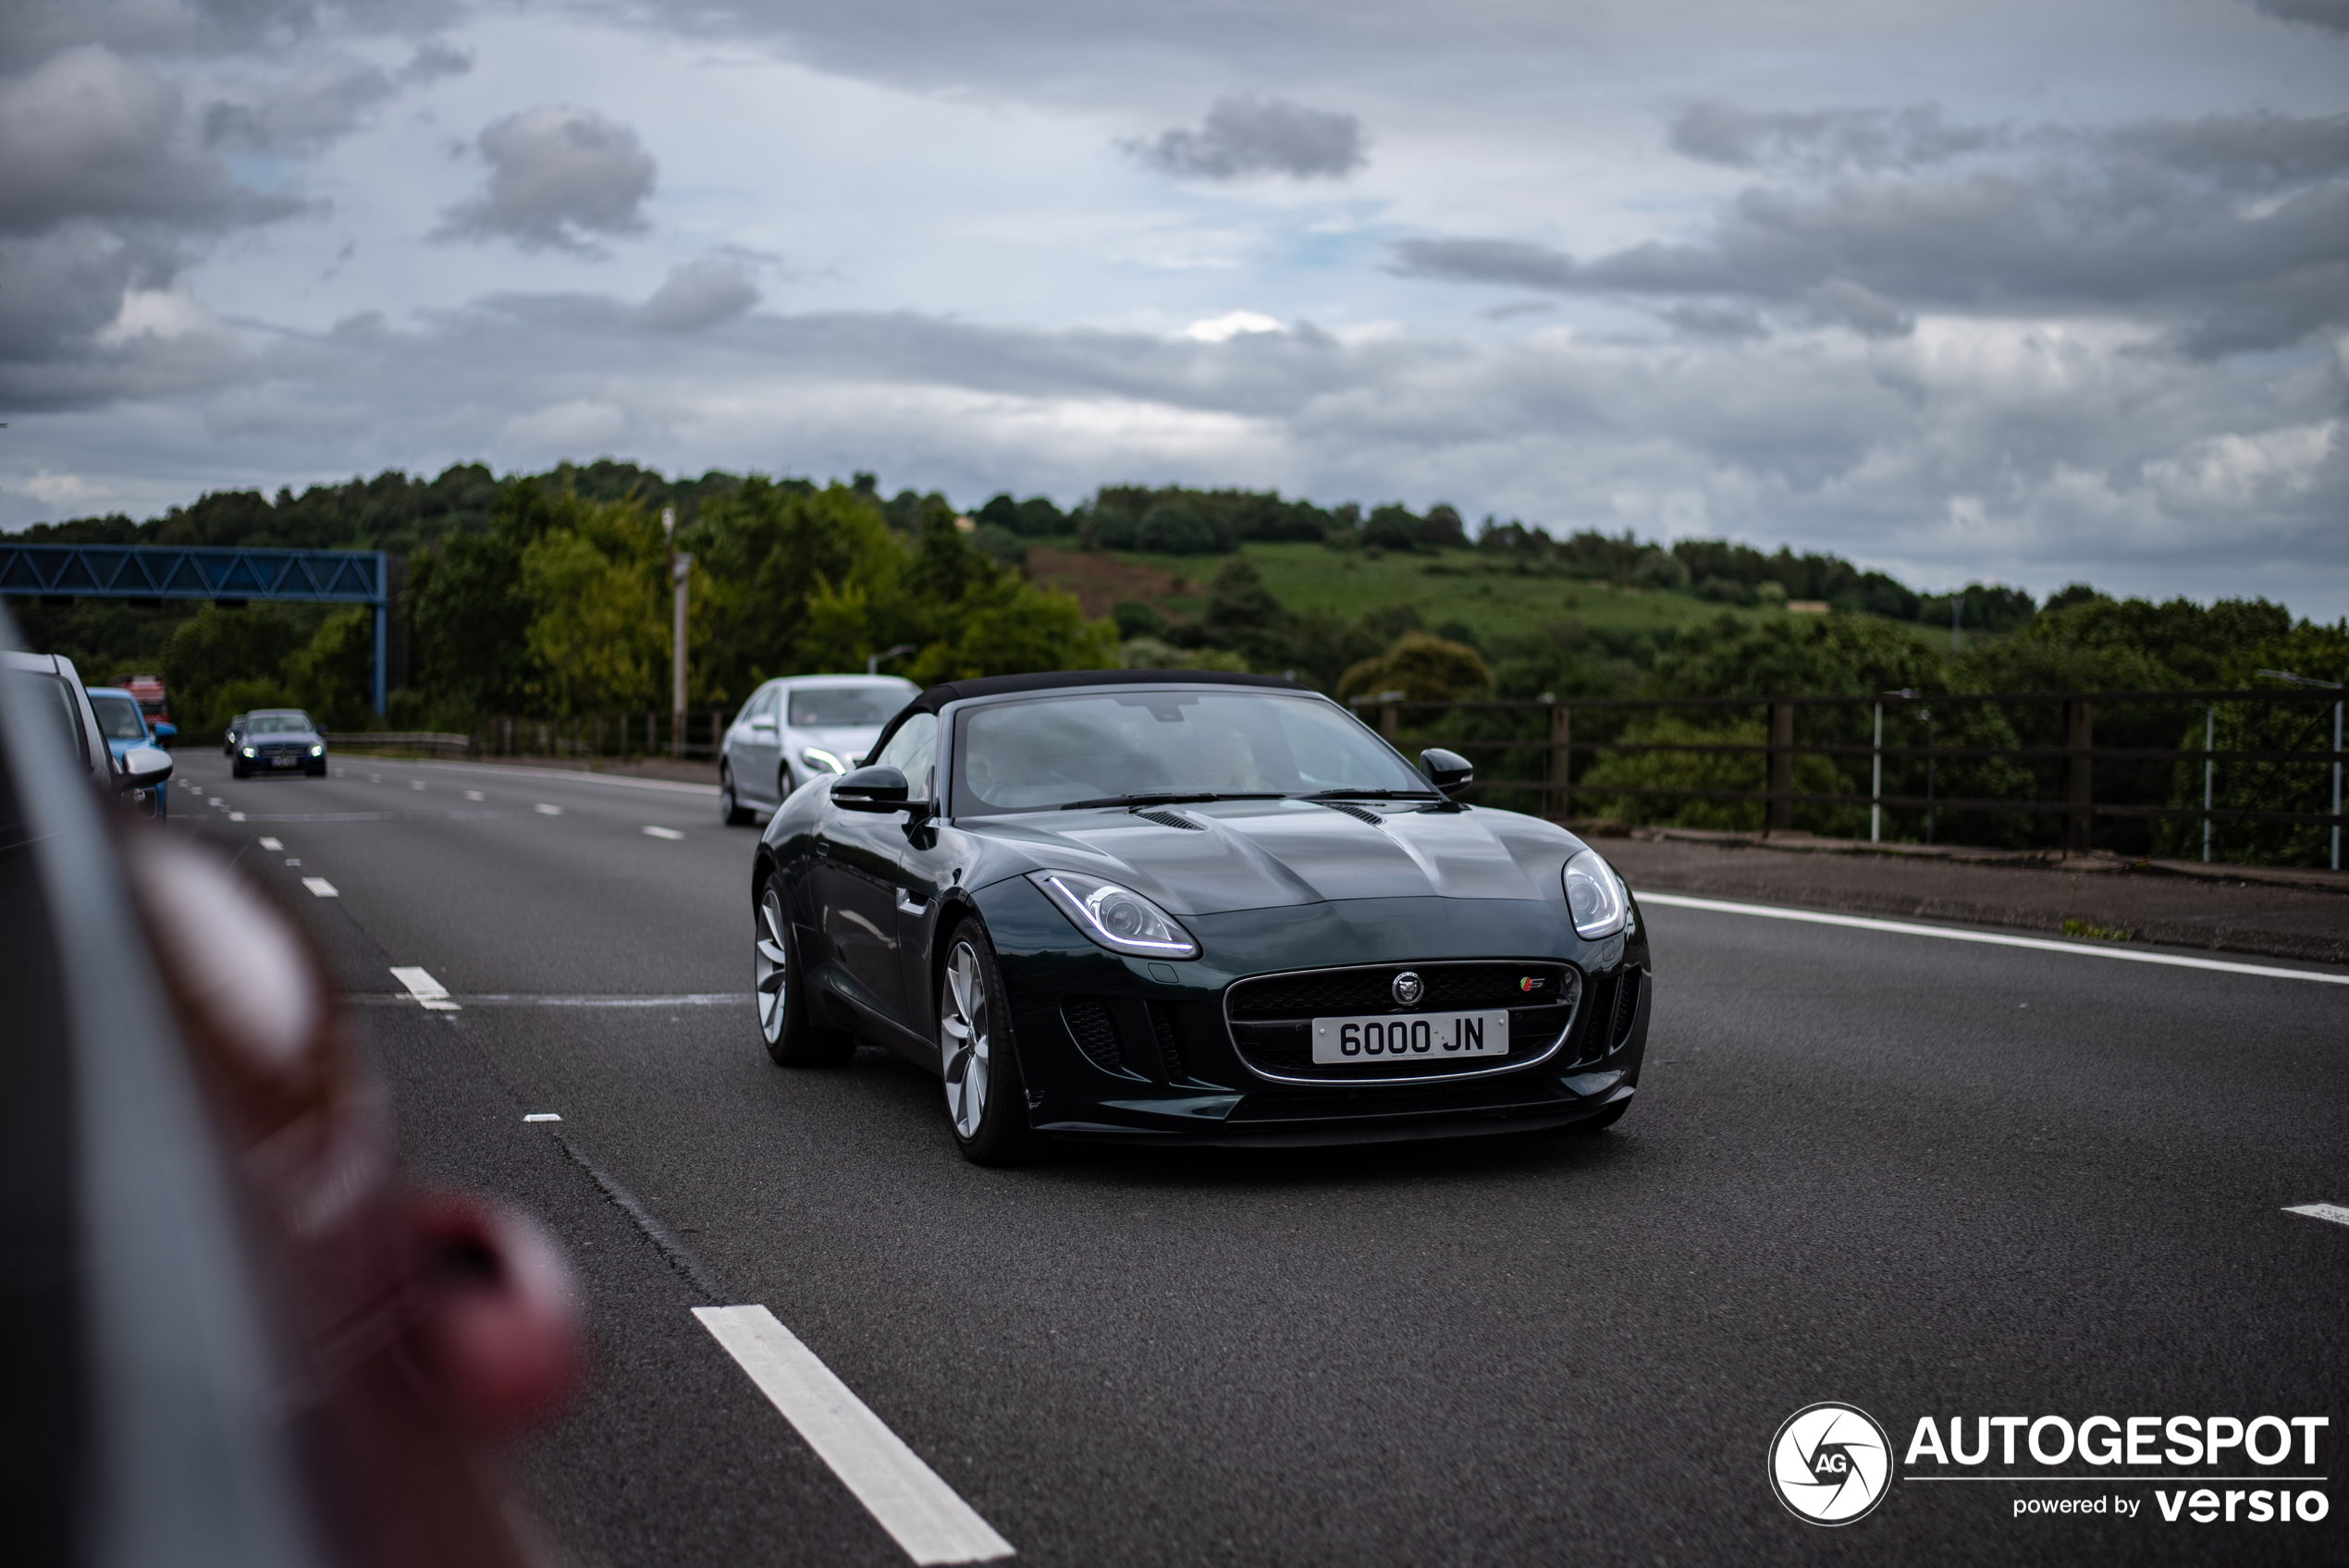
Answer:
749;669;1649;1163
230;707;328;778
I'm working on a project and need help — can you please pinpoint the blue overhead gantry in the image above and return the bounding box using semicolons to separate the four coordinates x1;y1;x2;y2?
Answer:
0;545;392;714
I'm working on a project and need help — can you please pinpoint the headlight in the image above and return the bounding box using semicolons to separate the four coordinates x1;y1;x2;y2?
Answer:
801;747;848;775
310;743;325;755
1028;870;1199;959
240;746;256;757
1562;848;1629;939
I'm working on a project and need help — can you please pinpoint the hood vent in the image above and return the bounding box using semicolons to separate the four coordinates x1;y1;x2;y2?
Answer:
1133;809;1205;830
1313;800;1384;827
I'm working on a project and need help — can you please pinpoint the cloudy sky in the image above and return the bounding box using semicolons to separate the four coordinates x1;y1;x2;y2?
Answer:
3;0;2345;615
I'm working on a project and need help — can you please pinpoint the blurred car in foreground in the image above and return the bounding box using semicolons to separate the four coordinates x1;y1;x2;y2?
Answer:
751;669;1650;1163
87;685;172;819
4;651;174;817
719;674;917;826
3;618;583;1565
232;708;329;778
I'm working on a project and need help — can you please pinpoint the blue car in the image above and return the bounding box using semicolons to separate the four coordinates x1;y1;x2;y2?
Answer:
85;686;172;819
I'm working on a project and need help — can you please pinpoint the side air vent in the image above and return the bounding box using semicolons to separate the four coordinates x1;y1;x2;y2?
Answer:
1147;1001;1188;1082
1062;997;1122;1072
1609;968;1642;1047
1314;800;1384;827
1134;809;1205;830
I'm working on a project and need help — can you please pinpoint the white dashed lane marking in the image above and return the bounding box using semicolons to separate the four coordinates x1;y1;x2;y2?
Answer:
258;837;283;851
2285;1204;2349;1230
464;790;485;801
228;812;247;821
301;877;338;898
694;1305;1015;1565
535;802;562;815
523;1112;562;1123
389;966;459;1011
411;779;426;790
643;825;684;839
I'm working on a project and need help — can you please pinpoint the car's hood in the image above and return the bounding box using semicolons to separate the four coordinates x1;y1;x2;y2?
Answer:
963;799;1584;915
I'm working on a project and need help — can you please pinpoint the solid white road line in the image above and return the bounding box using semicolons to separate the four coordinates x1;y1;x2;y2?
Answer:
1634;891;2349;986
694;1305;1014;1566
2285;1203;2349;1229
300;876;338;897
389;966;461;1012
535;802;563;815
258;837;283;851
643;825;684;839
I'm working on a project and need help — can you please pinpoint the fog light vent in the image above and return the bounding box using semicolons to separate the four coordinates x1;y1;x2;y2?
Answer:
1062;996;1122;1072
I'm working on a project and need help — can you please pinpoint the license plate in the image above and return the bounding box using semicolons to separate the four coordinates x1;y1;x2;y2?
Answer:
272;756;299;766
1311;1010;1509;1065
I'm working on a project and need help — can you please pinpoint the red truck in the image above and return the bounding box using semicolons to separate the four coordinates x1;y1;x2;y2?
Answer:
114;671;173;746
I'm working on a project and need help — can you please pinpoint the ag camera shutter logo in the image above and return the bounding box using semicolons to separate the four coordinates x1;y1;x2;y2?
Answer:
1770;1403;1893;1525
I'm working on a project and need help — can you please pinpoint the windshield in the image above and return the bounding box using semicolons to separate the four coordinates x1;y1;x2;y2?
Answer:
89;692;147;741
952;690;1427;815
789;686;906;728
248;712;316;735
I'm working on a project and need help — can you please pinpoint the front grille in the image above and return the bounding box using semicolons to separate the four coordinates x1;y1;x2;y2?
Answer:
1224;961;1580;1083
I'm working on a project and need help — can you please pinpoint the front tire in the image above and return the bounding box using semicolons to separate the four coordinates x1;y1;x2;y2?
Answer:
756;875;854;1066
938;919;1040;1166
720;765;754;827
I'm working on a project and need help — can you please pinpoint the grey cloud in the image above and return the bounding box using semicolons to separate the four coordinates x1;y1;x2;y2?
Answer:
1671;102;2001;172
2252;0;2349;32
638;255;760;331
1662;301;1767;338
1397;106;2349;354
201;42;471;152
436;105;657;252
13;288;2343;613
1125;95;1365;180
0;44;304;235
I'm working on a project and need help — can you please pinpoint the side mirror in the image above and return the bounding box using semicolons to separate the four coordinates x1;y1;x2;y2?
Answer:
1419;747;1474;795
831;765;910;812
119;744;174;790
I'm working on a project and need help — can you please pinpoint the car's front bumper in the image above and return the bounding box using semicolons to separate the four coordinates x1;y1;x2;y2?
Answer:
974;879;1651;1147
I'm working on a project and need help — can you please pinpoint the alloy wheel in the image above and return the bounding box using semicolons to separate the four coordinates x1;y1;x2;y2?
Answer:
941;939;990;1139
756;886;789;1043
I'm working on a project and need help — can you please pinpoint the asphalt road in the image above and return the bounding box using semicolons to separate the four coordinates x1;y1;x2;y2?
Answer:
171;749;2349;1566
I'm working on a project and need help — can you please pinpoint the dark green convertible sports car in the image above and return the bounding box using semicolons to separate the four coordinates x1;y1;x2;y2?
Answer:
749;669;1650;1163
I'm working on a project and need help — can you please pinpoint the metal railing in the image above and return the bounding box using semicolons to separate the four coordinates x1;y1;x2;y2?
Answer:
323;731;473;757
472;709;737;763
1351;686;2347;868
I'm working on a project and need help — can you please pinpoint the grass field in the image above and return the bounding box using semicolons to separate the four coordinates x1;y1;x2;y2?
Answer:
1026;538;1770;643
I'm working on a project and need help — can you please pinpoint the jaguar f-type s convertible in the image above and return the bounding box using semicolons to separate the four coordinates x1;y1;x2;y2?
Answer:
749;669;1650;1163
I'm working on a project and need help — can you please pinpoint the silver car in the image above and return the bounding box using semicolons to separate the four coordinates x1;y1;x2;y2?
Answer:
719;675;918;826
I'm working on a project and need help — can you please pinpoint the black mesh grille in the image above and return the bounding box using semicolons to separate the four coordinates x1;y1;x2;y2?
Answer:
1224;962;1580;1081
1133;809;1205;830
1062;997;1121;1072
1609;969;1642;1047
1229;962;1574;1020
1147;1001;1187;1081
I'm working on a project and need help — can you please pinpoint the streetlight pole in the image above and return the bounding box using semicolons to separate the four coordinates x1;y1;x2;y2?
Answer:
665;507;691;761
2191;701;2213;863
2257;668;2343;871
